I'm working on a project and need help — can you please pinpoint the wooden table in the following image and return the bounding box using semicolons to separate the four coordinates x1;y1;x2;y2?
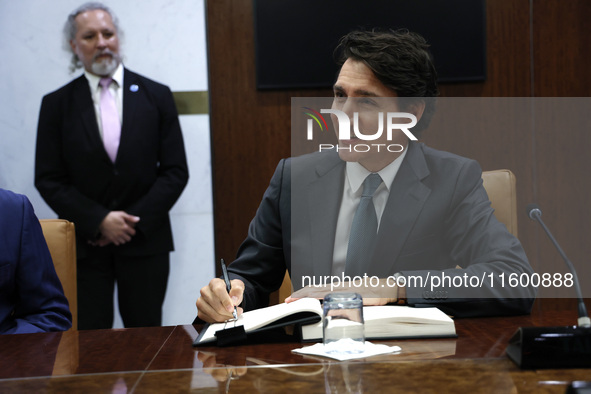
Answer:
1;300;589;392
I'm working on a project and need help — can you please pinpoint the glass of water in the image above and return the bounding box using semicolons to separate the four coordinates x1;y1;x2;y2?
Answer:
323;292;365;354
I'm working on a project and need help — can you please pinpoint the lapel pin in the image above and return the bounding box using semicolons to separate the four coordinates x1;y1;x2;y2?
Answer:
130;84;139;92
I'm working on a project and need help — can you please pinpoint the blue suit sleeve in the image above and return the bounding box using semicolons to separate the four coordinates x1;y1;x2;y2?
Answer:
2;193;72;334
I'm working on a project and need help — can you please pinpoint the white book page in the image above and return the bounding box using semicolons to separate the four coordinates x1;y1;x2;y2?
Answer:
301;306;455;341
197;298;322;343
364;306;453;325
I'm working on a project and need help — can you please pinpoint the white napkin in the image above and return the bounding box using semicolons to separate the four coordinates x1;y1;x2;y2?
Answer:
292;340;401;361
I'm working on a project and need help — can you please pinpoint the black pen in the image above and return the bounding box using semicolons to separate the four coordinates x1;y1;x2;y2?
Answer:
221;258;238;320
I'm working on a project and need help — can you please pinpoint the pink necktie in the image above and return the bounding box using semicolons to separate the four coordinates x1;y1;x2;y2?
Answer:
99;77;121;162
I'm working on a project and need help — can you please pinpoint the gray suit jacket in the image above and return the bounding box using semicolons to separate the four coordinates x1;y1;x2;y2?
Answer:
228;142;535;317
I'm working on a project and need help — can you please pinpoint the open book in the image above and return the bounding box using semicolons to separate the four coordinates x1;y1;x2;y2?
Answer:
193;298;456;346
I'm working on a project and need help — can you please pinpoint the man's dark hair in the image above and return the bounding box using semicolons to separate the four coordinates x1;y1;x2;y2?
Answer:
334;29;439;135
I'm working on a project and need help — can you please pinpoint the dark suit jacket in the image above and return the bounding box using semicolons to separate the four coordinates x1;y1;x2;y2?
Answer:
227;142;536;317
35;68;189;257
0;189;72;334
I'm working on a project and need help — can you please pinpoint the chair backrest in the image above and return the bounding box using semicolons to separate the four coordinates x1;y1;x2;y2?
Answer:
270;169;519;305
481;169;518;237
39;219;77;330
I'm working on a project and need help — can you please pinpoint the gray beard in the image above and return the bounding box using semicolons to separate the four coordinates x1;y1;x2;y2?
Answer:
91;55;121;76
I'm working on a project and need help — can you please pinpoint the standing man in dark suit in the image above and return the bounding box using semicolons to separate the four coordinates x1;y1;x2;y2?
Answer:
196;29;535;323
35;2;188;330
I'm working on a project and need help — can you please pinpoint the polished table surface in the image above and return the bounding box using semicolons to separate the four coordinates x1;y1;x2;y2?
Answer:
1;300;589;392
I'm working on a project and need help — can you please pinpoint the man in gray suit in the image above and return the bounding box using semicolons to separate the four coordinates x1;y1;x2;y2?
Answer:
197;29;535;323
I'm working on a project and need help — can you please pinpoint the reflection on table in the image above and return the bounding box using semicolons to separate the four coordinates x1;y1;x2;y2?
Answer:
0;299;588;392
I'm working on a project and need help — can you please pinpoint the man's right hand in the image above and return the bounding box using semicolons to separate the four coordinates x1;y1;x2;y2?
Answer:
197;278;245;323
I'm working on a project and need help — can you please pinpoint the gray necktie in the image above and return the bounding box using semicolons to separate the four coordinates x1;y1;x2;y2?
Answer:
345;173;383;276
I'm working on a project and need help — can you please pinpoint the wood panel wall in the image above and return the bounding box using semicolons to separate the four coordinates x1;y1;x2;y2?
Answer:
530;0;591;304
206;0;591;304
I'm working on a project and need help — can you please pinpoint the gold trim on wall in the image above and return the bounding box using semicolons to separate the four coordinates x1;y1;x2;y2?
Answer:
172;91;209;115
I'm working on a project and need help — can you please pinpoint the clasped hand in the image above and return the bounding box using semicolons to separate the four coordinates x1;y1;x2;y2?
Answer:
90;211;140;247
